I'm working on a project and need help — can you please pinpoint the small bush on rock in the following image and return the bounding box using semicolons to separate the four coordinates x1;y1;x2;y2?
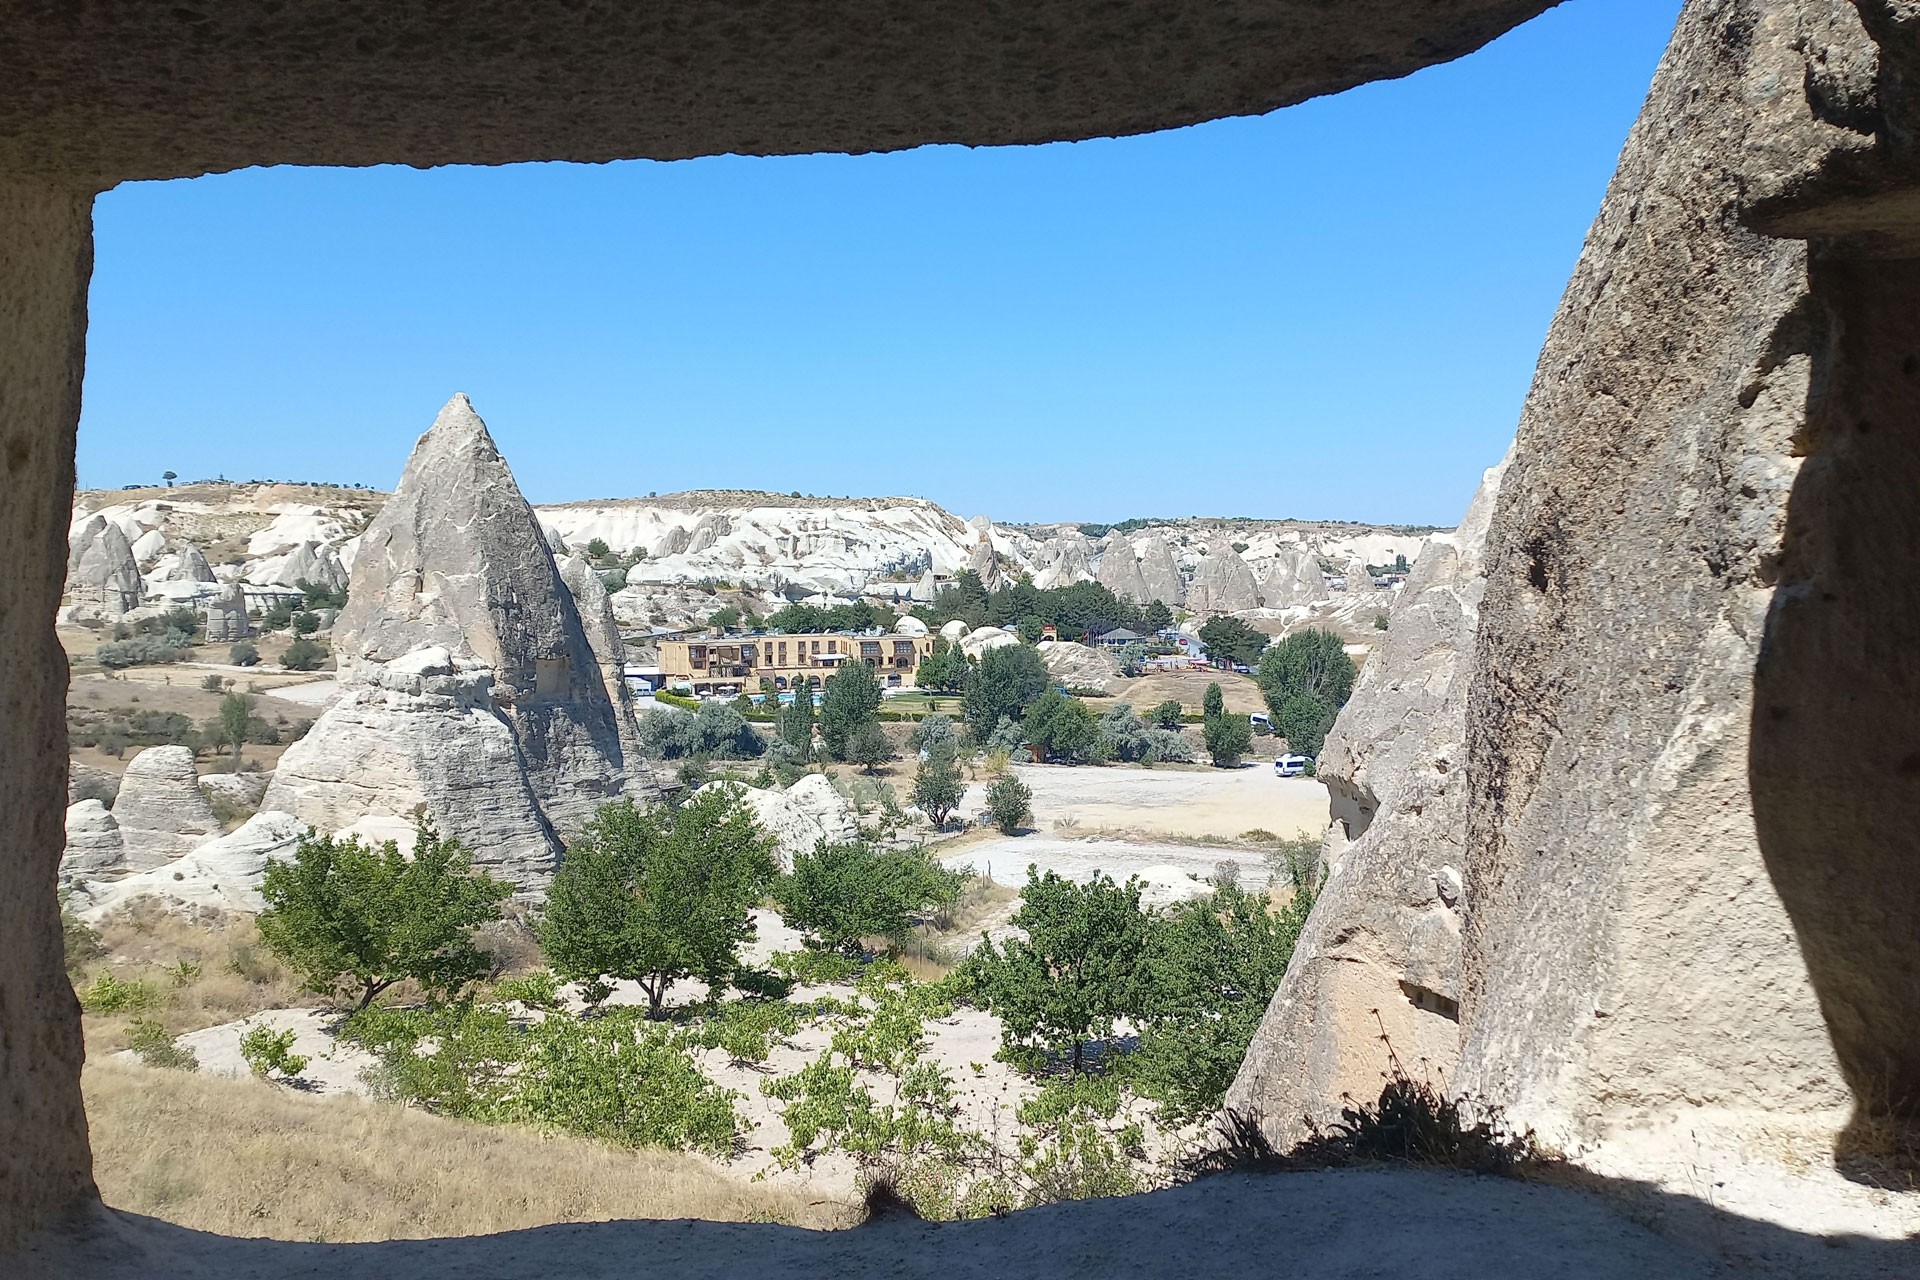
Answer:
239;1024;309;1080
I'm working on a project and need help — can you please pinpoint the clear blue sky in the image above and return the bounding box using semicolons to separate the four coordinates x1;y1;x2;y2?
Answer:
80;0;1682;527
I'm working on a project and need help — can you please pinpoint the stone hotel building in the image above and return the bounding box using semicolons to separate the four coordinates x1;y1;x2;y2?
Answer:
657;631;937;695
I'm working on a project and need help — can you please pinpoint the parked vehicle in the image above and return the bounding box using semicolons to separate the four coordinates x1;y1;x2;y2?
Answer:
1274;753;1311;778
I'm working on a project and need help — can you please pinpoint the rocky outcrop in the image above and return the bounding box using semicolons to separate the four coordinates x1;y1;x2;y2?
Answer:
1033;536;1093;590
199;771;270;811
1037;640;1120;692
1184;548;1260;613
111;746;220;870
1236;0;1894;1156
59;800;125;882
684;513;732;556
1260;548;1325;609
65;519;141;617
784;773;860;844
1227;453;1506;1138
200;583;249;642
1342;555;1371;591
263;396;632;890
559;552;646;769
156;543;215;583
1137;535;1183;608
73;811;308;921
266;540;347;592
699;777;858;868
959;626;1018;658
1095;540;1151;604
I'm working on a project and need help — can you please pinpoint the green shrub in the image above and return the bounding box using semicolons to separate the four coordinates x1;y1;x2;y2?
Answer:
61;899;105;976
492;969;562;1010
985;774;1032;835
281;636;328;671
127;1018;198;1070
201;673;226;692
509;1011;742;1155
768;948;860;987
239;1024;309;1079
79;970;163;1014
773;841;963;954
229;641;260;667
95;636;189;669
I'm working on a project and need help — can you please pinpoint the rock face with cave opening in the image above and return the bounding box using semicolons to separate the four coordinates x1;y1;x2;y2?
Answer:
260;395;632;890
1234;0;1920;1156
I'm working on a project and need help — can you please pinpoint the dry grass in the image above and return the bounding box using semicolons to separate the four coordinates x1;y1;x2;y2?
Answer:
75;903;310;1054
84;1059;851;1240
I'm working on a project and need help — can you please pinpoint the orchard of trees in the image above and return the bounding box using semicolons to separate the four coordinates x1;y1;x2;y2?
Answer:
916;571;1171;640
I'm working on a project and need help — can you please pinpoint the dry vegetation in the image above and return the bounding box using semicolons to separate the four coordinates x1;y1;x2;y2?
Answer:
72;903;308;1055
84;1060;846;1240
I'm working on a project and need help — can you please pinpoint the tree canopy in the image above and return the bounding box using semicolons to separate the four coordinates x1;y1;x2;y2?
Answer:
819;660;883;760
540;788;779;1018
1197;616;1269;669
962;643;1051;740
1256;629;1357;758
773;840;962;954
257;819;510;1011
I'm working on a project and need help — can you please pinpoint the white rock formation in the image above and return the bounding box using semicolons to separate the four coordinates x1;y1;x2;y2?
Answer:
258;540;348;592
784;773;859;844
1095;540;1150;604
1261;548;1326;609
697;779;851;869
1185;548;1261;613
65;520;143;617
59;801;125;883
263;396;634;891
1228;453;1507;1139
199;772;270;810
938;619;970;643
1037;640;1120;692
959;626;1018;658
201;583;250;642
559;552;647;769
112;746;221;870
893;615;929;637
158;543;217;583
1137;535;1183;608
73;811;309;921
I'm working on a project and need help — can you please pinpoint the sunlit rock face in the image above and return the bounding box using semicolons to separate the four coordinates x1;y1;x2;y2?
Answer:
263;395;632;890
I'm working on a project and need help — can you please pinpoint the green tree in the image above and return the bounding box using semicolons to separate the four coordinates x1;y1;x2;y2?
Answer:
228;641;259;667
256;820;510;1012
773;841;963;954
292;610;321;635
846;719;892;774
1274;693;1337;759
907;711;957;758
1202;682;1225;719
985;773;1032;835
1197;616;1268;669
1130;884;1314;1118
1149;699;1184;730
963;643;1050;740
1142;600;1173;632
218;691;253;772
777;684;815;757
585;537;612;559
539;788;778;1018
262;599;294;631
708;604;742;631
914;638;970;694
281;636;327;671
1256;628;1356;758
162;470;177;487
1116;641;1148;677
1202;712;1253;768
819;660;882;760
1016;614;1046;645
911;749;965;828
969;868;1151;1073
1024;689;1097;764
1256;628;1357;713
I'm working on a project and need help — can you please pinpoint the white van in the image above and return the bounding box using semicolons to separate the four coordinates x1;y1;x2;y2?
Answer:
1274;753;1311;778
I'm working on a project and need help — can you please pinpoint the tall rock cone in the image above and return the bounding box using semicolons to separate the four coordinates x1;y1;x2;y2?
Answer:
263;394;631;890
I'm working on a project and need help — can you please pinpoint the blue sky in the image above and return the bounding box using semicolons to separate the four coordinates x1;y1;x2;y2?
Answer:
80;0;1682;527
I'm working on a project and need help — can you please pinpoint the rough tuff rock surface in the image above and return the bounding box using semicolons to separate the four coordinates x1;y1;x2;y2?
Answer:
72;811;308;921
1096;540;1151;604
1237;0;1916;1157
1037;640;1122;692
58;800;125;883
265;540;347;592
64;519;141;616
157;543;214;583
559;552;647;772
264;396;631;889
1227;454;1506;1137
1185;548;1261;613
110;746;220;870
1137;535;1184;608
1260;548;1326;609
200;583;250;643
697;778;859;869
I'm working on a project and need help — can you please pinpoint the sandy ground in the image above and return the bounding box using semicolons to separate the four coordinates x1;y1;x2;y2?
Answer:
265;677;340;707
961;761;1328;844
944;836;1255;904
29;1164;1913;1280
